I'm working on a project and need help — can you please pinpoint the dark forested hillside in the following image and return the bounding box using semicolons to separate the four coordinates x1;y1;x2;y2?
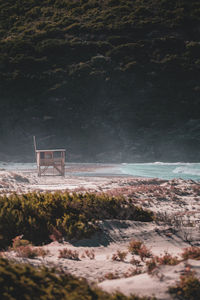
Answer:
0;0;200;162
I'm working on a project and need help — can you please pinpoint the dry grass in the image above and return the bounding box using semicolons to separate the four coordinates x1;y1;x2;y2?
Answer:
123;267;142;278
99;267;143;282
146;258;157;274
58;248;79;260
138;245;152;261
128;240;143;255
83;249;95;260
36;247;50;258
181;247;200;260
128;240;152;261
193;185;200;196
146;252;180;274
12;235;31;249
130;257;141;266
14;244;49;259
156;252;180;265
15;246;39;259
112;250;128;262
103;272;120;280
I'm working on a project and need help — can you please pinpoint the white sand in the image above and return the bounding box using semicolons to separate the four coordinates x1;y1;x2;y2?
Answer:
1;164;200;299
99;259;200;299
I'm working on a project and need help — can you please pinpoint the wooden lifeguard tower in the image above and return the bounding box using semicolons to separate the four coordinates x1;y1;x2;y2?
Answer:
33;137;66;176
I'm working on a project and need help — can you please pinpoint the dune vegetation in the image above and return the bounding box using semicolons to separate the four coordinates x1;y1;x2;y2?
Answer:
0;257;156;300
0;191;153;249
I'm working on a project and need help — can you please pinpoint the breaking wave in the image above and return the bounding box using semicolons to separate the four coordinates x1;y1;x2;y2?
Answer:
120;162;200;181
173;166;200;176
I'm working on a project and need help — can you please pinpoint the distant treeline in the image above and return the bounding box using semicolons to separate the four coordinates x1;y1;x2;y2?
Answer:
0;0;199;162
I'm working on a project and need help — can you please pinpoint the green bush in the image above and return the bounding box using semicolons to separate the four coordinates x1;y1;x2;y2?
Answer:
0;257;156;300
0;192;153;248
169;273;200;300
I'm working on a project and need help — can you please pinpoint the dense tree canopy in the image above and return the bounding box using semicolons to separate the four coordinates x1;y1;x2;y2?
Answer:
0;0;200;162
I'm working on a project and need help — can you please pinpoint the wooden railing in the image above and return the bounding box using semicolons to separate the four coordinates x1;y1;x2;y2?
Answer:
40;158;64;166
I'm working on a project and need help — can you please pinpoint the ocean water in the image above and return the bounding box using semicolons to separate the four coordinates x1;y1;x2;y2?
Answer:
120;162;200;181
0;161;200;181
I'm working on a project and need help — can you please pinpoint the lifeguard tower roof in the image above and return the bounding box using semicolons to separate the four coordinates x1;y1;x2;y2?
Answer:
36;149;66;152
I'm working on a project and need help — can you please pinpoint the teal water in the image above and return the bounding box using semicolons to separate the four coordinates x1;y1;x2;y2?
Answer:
120;162;200;181
0;162;200;181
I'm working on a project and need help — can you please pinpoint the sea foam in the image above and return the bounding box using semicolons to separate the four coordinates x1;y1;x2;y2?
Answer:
120;162;200;181
173;166;200;176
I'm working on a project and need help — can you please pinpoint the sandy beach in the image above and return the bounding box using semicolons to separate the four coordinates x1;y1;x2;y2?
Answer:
1;163;200;299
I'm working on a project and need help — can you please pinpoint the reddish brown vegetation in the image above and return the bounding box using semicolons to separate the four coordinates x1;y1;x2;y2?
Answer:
130;257;141;266
11;235;49;259
181;247;200;260
156;252;180;265
12;235;31;249
49;226;63;242
100;267;142;282
123;267;142;277
193;185;200;196
103;272;120;280
128;240;143;255
15;246;40;259
84;249;95;260
138;245;152;261
146;252;180;274
107;181;184;204
112;250;128;262
146;258;157;274
128;240;152;261
58;248;79;260
107;179;199;210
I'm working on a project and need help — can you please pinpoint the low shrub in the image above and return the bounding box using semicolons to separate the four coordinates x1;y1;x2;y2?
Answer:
128;240;143;255
181;247;200;260
130;257;141;266
146;252;180;274
36;247;49;258
12;235;31;249
156;252;180;266
58;248;79;260
146;258;157;274
104;271;120;280
0;192;154;248
123;267;142;277
169;273;200;300
0;257;155;299
102;268;143;282
138;245;152;261
128;240;152;262
112;250;127;262
11;236;49;258
193;185;200;196
15;246;39;259
84;249;95;260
